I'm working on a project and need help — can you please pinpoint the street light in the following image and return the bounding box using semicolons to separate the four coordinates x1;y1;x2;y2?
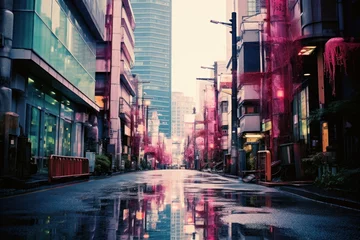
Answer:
201;66;215;70
211;12;238;175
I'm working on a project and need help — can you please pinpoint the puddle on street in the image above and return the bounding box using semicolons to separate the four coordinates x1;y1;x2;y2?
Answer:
0;174;297;239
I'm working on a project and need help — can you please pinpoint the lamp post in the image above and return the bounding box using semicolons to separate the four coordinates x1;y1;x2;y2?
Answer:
211;12;238;175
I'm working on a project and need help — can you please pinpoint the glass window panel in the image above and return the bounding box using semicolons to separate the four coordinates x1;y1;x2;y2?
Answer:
28;107;40;157
13;12;34;48
35;0;52;27
45;94;59;115
74;123;83;157
33;15;51;63
66;19;73;52
33;15;95;99
60;119;72;156
27;80;45;108
43;113;57;157
14;0;34;10
60;104;74;120
51;1;66;44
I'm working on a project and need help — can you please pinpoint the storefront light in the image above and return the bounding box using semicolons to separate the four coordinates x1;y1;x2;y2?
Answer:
298;46;316;55
245;134;263;138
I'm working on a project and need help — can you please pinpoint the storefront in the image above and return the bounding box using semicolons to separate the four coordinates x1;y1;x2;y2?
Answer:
26;77;85;172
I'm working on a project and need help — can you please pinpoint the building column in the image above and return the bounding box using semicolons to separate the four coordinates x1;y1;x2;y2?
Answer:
109;0;123;170
0;0;14;176
0;0;13;111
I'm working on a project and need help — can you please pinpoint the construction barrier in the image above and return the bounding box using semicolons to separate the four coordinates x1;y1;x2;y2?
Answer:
48;155;90;182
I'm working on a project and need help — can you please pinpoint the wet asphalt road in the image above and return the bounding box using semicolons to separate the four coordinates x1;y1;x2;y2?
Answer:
1;170;360;240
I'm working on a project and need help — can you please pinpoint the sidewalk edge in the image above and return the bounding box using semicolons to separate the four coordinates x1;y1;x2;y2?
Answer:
279;186;360;210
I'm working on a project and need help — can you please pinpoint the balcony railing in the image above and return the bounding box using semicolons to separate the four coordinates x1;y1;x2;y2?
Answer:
120;61;136;96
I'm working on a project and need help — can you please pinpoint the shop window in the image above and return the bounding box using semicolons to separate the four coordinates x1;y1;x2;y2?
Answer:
60;119;72;156
294;86;310;144
28;106;41;157
221;102;228;113
43;113;57;157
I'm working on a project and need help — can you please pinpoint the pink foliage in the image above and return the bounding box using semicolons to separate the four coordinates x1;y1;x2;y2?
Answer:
324;37;360;95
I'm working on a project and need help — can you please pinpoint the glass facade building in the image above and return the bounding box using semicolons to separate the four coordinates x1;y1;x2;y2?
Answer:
12;0;104;99
8;0;105;173
131;0;172;137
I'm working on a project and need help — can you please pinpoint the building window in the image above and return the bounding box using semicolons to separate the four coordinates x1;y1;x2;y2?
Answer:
221;101;228;113
240;105;259;116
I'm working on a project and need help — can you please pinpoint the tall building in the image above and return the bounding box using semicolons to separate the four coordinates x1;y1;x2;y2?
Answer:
0;0;105;176
96;0;136;170
171;92;195;139
131;0;172;137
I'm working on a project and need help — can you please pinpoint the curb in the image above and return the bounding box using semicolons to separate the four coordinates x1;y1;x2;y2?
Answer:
279;186;360;210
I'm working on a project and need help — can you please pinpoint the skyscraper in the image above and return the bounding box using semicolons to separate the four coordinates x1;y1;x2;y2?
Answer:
131;0;172;137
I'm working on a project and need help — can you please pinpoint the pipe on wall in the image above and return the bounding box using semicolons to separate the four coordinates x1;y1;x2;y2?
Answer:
0;0;13;112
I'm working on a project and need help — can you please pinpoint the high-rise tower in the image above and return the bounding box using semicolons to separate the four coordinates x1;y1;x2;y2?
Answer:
131;0;172;137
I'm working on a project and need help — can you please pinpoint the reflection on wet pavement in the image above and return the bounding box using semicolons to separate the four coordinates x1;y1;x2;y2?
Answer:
0;171;319;239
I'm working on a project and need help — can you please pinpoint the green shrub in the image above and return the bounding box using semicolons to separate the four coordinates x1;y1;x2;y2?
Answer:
140;159;149;170
124;159;131;170
315;168;360;192
315;172;345;189
95;154;111;173
302;152;325;179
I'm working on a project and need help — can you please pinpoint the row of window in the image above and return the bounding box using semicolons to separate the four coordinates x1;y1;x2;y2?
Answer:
34;0;96;75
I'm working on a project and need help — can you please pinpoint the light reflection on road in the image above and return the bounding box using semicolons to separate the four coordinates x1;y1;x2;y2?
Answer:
0;170;348;239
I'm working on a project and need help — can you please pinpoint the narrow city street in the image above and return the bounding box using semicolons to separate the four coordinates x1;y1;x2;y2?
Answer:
1;170;359;240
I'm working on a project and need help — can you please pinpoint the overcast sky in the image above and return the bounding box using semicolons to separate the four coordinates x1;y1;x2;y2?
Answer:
172;0;227;101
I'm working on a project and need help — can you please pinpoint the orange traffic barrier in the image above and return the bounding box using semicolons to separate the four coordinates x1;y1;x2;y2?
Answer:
48;155;90;182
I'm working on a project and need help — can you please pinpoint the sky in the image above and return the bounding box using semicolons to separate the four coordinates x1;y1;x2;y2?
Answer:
172;0;227;101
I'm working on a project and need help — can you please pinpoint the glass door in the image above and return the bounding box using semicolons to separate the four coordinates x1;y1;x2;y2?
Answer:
60;119;72;155
28;106;41;158
43;113;57;158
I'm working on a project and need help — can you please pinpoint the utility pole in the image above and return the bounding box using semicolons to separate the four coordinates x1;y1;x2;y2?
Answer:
197;61;220;169
230;12;238;175
193;107;197;170
210;12;238;174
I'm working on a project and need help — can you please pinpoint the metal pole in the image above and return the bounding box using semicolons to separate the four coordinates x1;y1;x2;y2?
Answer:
192;108;197;170
204;105;208;169
146;105;149;140
231;11;238;175
214;62;219;169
